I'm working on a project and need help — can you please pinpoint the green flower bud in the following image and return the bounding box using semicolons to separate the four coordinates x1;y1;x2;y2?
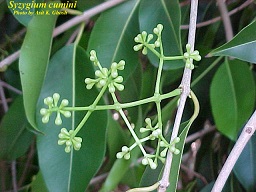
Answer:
73;137;82;143
53;93;60;105
141;31;147;40
142;158;149;165
58;139;66;145
65;146;71;153
154;41;160;47
42;115;50;123
124;153;130;160
152;129;161;137
114;76;123;83
44;97;53;105
153;27;159;35
174;137;180;143
142;47;148;55
60;99;69;107
40;108;48;115
108;84;115;93
73;142;81;150
160;141;166;147
147;34;153;42
140;128;148;133
133;44;143;51
169;146;176;153
122;146;129;153
174;149;180;155
116;152;123;159
160;148;168;157
60;128;69;135
62;111;71;118
66;140;72;146
117;60;125;70
114;83;124;91
111;71;118;78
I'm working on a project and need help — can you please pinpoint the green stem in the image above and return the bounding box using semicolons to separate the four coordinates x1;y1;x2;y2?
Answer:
110;93;147;156
145;44;161;58
74;22;85;46
65;88;181;111
154;57;164;94
72;84;108;136
163;55;184;61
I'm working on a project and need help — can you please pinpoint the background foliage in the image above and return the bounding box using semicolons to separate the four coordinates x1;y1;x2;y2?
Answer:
0;0;256;191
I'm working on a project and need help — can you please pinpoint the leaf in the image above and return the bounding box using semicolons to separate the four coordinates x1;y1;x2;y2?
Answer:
234;133;256;192
167;121;193;192
210;59;255;140
36;45;107;192
30;171;48;192
208;20;256;63
19;15;57;130
139;121;192;192
139;0;183;70
0;96;34;160
7;0;46;26
87;0;140;81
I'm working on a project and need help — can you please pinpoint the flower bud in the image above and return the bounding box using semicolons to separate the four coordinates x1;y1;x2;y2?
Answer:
40;108;48;115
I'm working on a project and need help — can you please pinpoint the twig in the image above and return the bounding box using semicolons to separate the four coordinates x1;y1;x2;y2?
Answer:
0;81;22;95
0;161;7;191
158;1;199;191
211;110;256;192
18;141;35;187
185;121;215;143
180;0;253;29
180;164;208;185
0;0;127;68
217;0;233;41
11;161;18;192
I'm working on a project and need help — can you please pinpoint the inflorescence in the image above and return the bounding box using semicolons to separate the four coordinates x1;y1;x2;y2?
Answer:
40;24;201;169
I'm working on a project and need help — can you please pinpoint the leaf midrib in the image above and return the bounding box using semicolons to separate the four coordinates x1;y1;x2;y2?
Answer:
111;0;140;63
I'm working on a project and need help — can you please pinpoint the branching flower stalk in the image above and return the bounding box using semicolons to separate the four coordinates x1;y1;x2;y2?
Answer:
40;21;201;190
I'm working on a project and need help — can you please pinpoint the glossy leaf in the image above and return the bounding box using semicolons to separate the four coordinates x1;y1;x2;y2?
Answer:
0;96;33;160
208;20;256;63
210;59;255;140
36;45;107;192
168;121;193;192
19;15;57;130
87;0;140;81
234;133;256;192
7;0;45;26
139;0;183;69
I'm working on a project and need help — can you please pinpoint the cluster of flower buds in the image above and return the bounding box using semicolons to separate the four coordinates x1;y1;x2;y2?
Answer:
140;118;161;140
116;146;130;160
142;156;157;169
183;44;201;70
160;137;181;158
153;24;163;47
85;50;125;93
40;93;71;125
133;24;163;55
58;128;82;153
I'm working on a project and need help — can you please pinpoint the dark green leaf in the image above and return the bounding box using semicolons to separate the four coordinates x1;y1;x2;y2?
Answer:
7;0;46;26
139;0;183;70
0;96;33;160
210;59;255;140
36;45;107;192
30;171;48;192
88;0;140;81
19;15;57;130
234;133;256;192
208;20;256;63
